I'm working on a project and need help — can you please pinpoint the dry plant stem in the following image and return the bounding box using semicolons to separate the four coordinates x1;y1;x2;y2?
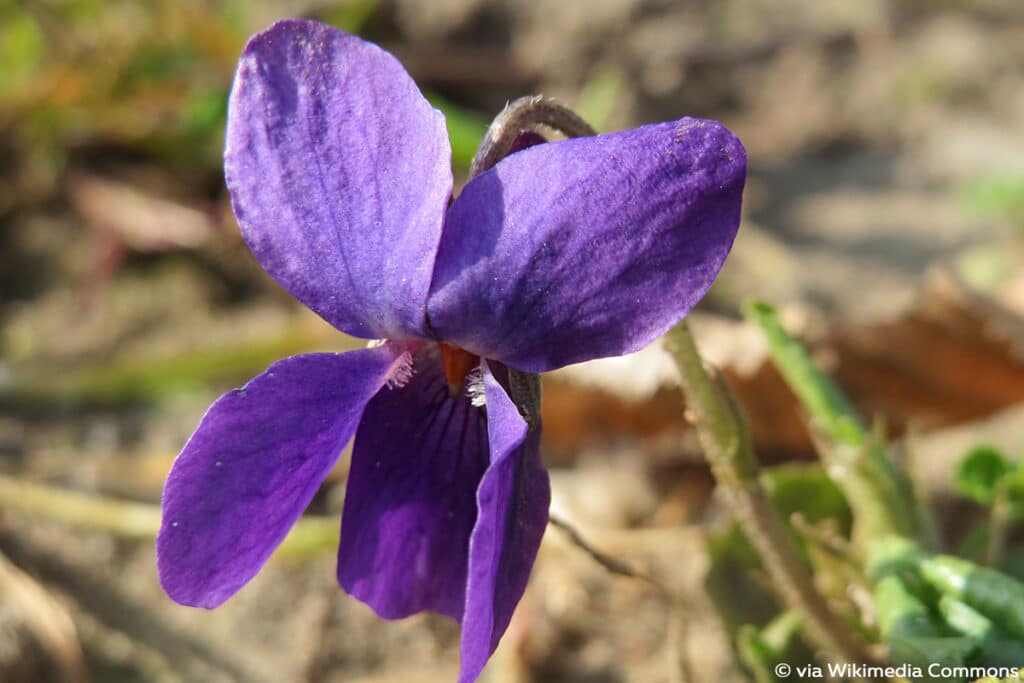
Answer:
548;513;663;590
469;95;596;177
0;474;338;557
0;475;161;540
664;321;875;669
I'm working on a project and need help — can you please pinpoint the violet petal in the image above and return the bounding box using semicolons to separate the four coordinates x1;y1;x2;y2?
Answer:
225;19;452;340
158;345;409;608
338;346;489;620
428;118;746;372
459;362;549;683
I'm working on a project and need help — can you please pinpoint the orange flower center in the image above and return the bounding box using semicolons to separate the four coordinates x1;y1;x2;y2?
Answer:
439;342;479;396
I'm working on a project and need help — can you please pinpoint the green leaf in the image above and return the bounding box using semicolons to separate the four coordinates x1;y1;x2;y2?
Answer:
867;536;927;582
705;526;778;632
869;539;977;677
744;301;916;545
737;612;804;683
886;634;976;679
761;463;852;533
999;469;1024;510
938;596;1024;668
955;445;1015;506
940;595;996;640
743;301;863;447
920;555;1024;640
874;574;977;674
868;541;1024;671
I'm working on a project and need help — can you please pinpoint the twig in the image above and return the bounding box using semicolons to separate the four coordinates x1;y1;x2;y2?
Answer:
548;514;662;590
664;321;876;670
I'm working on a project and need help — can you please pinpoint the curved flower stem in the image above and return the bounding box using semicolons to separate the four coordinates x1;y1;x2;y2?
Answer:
469;95;596;177
664;321;875;669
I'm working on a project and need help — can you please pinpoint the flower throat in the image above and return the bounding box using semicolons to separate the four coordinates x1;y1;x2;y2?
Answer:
439;342;479;396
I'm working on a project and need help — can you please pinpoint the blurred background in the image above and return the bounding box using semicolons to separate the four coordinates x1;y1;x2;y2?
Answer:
3;0;1024;681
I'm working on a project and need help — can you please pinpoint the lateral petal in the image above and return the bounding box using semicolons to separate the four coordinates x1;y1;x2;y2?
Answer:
157;345;409;608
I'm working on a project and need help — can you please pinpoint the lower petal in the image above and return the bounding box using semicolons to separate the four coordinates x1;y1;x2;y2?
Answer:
338;345;490;620
157;345;409;608
460;362;550;683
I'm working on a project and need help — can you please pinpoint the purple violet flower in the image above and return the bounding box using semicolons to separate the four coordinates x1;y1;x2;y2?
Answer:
157;18;745;683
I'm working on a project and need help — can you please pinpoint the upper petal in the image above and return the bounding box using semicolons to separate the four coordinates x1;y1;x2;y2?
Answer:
459;363;549;683
427;118;745;372
338;345;489;620
157;345;409;608
226;20;452;340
